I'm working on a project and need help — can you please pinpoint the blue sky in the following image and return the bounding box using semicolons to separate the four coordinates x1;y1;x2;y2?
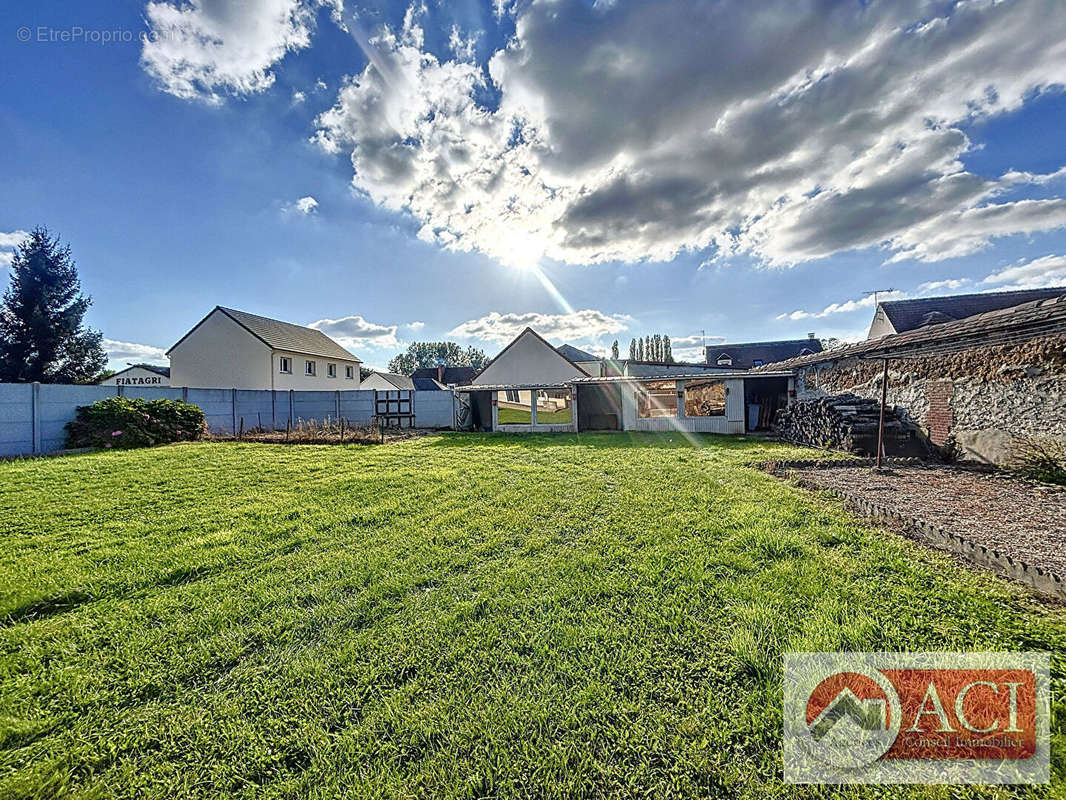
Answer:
2;0;1066;370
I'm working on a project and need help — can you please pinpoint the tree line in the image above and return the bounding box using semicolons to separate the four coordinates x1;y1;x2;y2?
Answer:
624;334;674;363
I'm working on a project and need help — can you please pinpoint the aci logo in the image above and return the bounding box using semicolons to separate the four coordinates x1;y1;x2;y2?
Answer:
784;653;1050;784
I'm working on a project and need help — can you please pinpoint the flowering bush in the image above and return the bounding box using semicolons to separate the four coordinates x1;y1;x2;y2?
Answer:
65;397;206;450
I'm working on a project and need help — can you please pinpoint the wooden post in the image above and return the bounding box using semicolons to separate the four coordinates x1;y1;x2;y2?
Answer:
876;358;888;469
238;417;244;440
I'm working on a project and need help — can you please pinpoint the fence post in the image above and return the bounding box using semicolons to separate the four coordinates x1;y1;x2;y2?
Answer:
271;390;277;430
289;389;294;428
182;387;188;403
31;382;41;454
231;388;237;435
335;390;340;422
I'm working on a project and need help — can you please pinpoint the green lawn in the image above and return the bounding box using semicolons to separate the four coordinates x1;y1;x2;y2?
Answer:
0;435;1062;799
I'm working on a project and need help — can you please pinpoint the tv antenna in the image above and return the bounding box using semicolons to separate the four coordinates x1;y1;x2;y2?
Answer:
864;288;895;306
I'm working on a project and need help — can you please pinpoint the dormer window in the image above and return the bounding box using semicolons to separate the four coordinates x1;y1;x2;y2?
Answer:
716;355;733;366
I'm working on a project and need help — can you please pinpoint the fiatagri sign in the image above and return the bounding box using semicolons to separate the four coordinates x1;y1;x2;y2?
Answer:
783;652;1050;784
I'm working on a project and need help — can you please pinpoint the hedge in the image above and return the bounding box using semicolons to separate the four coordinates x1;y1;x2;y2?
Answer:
65;396;207;450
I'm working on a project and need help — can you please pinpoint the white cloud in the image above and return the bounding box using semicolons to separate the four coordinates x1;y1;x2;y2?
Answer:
0;230;28;267
103;338;168;367
314;0;1066;268
283;195;319;215
141;0;322;103
292;89;306;104
307;314;404;350
777;291;905;322
405;321;425;332
981;254;1066;290
918;278;971;293
447;309;631;346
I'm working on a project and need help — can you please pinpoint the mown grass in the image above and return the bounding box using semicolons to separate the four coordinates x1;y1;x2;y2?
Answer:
0;434;1062;799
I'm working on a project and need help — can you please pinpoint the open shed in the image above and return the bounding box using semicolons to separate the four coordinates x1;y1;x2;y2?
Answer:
457;371;794;434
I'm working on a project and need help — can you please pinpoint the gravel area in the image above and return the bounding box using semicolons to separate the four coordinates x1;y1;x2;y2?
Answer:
789;464;1066;577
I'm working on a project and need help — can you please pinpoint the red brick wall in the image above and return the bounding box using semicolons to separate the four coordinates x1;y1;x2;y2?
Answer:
925;380;954;445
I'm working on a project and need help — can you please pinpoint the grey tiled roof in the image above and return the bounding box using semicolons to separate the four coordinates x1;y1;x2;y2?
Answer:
217;307;359;361
706;339;822;369
411;366;477;385
367;372;415;390
557;344;599;362
878;287;1066;334
757;292;1066;369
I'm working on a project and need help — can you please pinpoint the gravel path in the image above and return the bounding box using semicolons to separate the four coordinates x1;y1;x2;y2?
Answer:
789;464;1066;577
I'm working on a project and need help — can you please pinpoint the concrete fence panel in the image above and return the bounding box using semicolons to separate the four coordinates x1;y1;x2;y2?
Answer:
292;391;338;425
186;389;237;434
0;384;34;456
413;390;455;428
37;384;114;452
122;387;184;402
339;390;375;424
0;382;455;456
235;390;276;431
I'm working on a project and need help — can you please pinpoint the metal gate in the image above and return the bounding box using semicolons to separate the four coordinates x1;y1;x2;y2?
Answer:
374;390;415;428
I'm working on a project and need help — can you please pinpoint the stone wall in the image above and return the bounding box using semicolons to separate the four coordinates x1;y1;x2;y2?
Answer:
793;335;1066;463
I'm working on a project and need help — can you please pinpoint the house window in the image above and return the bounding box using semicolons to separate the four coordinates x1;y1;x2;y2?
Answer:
305;360;316;376
752;359;763;367
279;357;291;374
327;363;337;378
345;365;354;379
684;380;726;416
637;380;677;418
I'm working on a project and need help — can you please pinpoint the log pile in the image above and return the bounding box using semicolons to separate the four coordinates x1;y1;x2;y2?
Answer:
773;394;932;457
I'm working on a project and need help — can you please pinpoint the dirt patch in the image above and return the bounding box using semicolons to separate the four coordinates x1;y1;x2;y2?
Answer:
785;463;1066;578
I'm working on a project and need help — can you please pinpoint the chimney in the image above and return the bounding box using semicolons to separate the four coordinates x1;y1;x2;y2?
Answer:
437;364;444;383
807;332;816;340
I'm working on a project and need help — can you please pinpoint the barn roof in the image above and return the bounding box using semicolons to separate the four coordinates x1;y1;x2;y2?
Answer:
757;292;1066;370
875;287;1066;336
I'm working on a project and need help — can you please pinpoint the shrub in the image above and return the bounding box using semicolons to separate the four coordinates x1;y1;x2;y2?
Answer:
65;397;207;450
1008;436;1066;486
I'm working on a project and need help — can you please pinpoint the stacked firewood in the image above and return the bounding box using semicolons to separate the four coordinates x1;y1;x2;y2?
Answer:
773;394;930;457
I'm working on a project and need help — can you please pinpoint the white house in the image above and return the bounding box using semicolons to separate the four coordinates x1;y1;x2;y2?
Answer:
99;364;170;387
167;306;362;390
473;328;593;386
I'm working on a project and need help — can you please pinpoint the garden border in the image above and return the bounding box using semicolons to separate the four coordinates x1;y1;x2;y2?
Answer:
759;459;1066;602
